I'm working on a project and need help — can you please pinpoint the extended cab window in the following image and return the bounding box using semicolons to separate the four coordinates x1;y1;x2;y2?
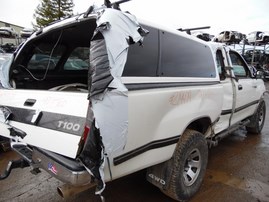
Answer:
229;51;248;77
161;31;216;77
123;25;158;77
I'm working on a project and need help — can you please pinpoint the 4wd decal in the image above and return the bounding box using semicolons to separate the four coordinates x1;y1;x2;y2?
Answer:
148;173;166;185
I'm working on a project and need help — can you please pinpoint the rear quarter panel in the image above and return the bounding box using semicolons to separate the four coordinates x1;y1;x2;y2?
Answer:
110;78;223;179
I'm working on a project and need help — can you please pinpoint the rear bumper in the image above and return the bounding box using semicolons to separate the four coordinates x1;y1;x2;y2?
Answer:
32;148;92;186
9;142;92;186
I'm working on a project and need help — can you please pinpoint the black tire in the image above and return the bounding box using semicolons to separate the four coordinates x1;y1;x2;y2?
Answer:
246;100;266;134
162;129;208;201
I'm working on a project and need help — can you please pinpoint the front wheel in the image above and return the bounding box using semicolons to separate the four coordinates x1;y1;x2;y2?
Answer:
246;100;266;134
162;129;208;201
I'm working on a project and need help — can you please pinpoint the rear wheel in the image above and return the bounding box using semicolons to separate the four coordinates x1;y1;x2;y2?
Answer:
246;100;266;134
162;129;208;201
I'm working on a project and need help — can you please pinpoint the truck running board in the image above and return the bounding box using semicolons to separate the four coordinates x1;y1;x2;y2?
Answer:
208;119;250;147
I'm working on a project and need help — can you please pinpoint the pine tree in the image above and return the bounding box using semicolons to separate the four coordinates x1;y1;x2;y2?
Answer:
33;0;74;28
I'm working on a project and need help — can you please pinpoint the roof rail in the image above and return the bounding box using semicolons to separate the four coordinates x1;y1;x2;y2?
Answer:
178;26;211;35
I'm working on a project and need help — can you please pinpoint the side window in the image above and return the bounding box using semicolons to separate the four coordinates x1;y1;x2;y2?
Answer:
64;47;89;70
161;31;216;77
229;51;248;77
216;50;225;80
122;25;158;77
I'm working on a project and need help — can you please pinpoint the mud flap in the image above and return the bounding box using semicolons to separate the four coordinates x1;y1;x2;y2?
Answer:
146;160;172;191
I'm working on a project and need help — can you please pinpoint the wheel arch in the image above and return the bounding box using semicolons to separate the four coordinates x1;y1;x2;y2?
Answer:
185;116;212;135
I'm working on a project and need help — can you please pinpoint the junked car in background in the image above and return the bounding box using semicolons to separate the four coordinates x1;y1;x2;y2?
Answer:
192;31;212;41
20;27;35;38
0;27;18;38
0;48;5;53
246;31;269;45
0;43;17;53
213;30;243;44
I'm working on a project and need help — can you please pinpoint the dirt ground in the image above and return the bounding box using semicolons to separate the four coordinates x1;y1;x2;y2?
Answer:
0;84;269;202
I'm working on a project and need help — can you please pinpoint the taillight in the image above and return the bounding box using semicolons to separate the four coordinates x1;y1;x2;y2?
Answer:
82;125;90;143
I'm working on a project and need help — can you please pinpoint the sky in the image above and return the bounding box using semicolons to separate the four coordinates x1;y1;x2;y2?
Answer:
0;0;269;36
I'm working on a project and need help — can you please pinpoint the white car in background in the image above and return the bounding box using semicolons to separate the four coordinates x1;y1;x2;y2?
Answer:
20;27;35;38
246;31;269;45
0;27;18;38
213;30;243;44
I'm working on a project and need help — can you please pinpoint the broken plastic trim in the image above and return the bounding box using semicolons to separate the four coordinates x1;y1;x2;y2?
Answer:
77;121;105;193
8;127;27;139
77;120;105;191
0;106;12;123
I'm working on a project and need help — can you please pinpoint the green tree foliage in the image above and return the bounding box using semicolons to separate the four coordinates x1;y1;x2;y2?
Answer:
33;0;74;28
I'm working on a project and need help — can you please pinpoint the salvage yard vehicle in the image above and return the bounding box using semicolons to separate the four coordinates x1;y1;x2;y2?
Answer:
0;27;18;38
214;30;243;44
20;27;35;39
191;31;212;41
0;1;267;201
247;31;269;45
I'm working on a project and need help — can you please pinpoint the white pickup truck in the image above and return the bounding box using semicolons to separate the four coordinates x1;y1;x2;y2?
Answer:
0;3;267;202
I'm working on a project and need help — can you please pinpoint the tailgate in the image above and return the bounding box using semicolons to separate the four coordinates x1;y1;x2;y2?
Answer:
0;89;88;158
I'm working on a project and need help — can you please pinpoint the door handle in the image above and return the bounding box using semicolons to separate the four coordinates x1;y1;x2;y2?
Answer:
238;84;243;90
24;99;36;107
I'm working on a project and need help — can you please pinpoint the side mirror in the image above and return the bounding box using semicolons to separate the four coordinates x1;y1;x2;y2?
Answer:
255;70;264;79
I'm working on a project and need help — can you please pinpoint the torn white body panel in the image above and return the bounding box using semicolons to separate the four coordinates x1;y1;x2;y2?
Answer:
96;8;144;91
92;90;128;156
85;8;147;195
92;8;145;155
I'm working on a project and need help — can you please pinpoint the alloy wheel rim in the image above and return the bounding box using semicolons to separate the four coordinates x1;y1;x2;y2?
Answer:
183;148;201;186
258;105;265;127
